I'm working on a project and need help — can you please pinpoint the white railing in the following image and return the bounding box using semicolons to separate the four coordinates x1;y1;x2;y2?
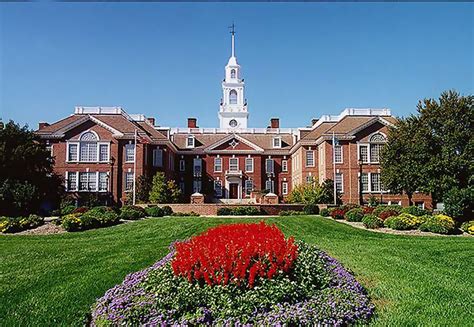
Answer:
169;127;297;135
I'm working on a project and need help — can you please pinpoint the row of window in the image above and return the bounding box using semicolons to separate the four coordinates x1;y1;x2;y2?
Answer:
66;172;109;192
303;143;384;167
304;172;384;194
212;179;288;196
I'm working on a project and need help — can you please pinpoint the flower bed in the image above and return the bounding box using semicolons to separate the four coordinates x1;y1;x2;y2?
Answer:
0;214;44;233
91;223;374;325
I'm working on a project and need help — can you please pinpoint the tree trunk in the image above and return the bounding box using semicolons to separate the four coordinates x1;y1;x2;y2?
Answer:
407;192;413;207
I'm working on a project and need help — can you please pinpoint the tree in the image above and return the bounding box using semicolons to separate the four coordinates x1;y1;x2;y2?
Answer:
287;179;337;204
0;121;62;216
148;172;182;204
135;175;152;203
381;116;431;206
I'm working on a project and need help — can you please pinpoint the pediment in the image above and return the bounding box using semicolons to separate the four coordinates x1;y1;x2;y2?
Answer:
204;134;264;153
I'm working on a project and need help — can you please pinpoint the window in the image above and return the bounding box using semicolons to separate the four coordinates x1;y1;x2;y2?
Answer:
214;157;222;172
361;173;369;192
68;144;78;161
230;69;236;79
125;144;135;162
370;144;383;163
265;180;274;193
282;160;288;172
415;202;425;210
168;153;174;171
193;158;202;177
371;173;381;192
98;172;108;191
186;135;195;148
193;180;202;193
334;145;342;163
99;144;109;162
214;180;222;197
125;172;134;192
79;132;98;162
179;182;185;193
245;179;254;196
305;150;314;167
272;137;281;148
229;89;237;104
359;145;368;163
229;158;239;172
265;159;274;174
79;172;97;191
153;149;163;167
335;173;343;193
179;160;185;172
306;175;314;184
66;172;77;191
282;182;288;195
245;158;254;172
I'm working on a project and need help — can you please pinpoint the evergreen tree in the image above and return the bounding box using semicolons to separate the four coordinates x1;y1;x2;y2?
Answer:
149;172;169;204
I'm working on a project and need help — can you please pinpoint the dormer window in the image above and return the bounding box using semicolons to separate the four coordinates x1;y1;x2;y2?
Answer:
230;69;236;79
186;135;195;148
272;136;282;148
229;90;238;104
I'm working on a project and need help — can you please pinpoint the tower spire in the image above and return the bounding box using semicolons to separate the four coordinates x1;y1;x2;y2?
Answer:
229;23;235;57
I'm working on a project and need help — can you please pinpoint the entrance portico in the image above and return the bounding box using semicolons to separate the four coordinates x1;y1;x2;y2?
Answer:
225;175;242;199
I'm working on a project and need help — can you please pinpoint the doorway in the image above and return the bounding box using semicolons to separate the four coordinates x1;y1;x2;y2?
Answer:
229;183;239;199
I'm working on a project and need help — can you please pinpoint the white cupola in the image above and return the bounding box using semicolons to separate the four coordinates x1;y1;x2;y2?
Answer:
218;24;249;129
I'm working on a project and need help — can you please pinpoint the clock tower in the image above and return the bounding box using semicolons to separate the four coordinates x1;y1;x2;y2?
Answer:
218;24;249;129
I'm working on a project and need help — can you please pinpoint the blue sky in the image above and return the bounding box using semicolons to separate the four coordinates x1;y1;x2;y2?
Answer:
0;3;472;129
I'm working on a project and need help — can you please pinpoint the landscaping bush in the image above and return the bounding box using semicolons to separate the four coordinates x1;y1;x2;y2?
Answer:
216;206;263;216
372;205;387;217
92;228;374;326
402;206;428;217
362;206;375;215
384;213;425;230
329;208;345;220
303;203;319;215
61;205;76;216
373;205;402;218
378;209;400;221
145;206;164;217
81;206;119;227
419;214;456;235
170;211;200;217
340;203;359;212
344;208;365;222
161;206;173;216
461;221;474;235
279;210;305;216
119;205;146;220
0;214;44;233
61;213;83;231
362;214;384;229
72;206;89;214
320;208;330;217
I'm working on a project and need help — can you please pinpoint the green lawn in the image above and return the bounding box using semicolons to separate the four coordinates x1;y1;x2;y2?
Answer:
1;217;473;326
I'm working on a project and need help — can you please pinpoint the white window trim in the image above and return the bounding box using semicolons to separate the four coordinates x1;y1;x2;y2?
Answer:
214;180;223;197
125;143;135;163
98;142;110;162
245;179;254;196
153;148;164;167
282;181;288;195
214;157;222;172
245;157;254;173
272;136;282;149
229;157;239;172
124;172;134;192
186;135;195;148
265;158;275;174
66;142;79;162
335;172;344;194
361;172;386;194
193;158;202;177
305;150;315;167
334;144;343;164
282;160;288;172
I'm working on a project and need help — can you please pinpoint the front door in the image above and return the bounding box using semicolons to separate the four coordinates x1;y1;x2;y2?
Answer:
229;183;238;199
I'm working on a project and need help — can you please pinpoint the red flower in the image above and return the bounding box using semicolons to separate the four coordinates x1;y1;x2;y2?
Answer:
171;222;298;288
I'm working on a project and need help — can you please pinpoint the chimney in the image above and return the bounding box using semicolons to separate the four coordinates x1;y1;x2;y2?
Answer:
311;118;318;126
147;117;155;126
187;118;197;128
38;122;50;130
270;118;280;129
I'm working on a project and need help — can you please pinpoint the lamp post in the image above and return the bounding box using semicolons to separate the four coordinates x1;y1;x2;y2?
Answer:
110;157;115;205
358;159;363;206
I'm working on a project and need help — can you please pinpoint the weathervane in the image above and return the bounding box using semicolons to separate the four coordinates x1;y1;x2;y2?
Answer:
229;22;235;35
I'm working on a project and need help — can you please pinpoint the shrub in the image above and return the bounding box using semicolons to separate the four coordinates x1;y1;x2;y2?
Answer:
161;206;173;216
145;206;164;217
61;205;76;216
344;208;364;222
170;211;200;217
217;206;263;216
362;214;384;229
172;222;298;288
340;203;359;212
320;208;330;217
384;213;425;230
373;205;402;218
82;206;119;227
72;206;89;214
402;206;428;217
378;209;400;221
61;213;83;231
216;207;232;216
303;204;319;215
286;180;336;205
443;187;473;222
0;214;44;233
362;206;375;215
149;172;182;204
119;205;146;220
419;214;456;235
330;208;345;220
279;210;305;216
372;205;387;217
460;221;474;235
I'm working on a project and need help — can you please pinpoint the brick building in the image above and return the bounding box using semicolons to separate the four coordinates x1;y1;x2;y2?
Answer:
35;30;431;209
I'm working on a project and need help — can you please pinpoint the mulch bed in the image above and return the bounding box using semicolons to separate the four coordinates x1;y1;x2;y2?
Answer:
15;222;66;235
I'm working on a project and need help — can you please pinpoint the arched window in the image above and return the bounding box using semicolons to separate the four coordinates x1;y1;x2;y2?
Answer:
80;131;98;161
369;133;386;163
229;89;238;104
230;69;236;79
